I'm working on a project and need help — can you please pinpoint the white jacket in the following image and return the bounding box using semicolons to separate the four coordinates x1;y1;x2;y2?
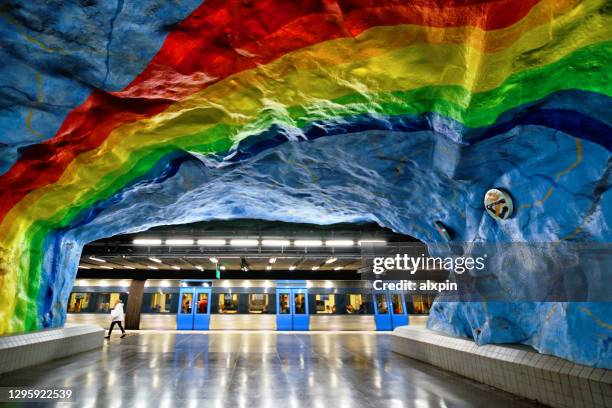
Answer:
111;302;125;322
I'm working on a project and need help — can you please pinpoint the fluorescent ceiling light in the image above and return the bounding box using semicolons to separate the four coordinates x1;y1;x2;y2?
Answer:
294;240;323;247
147;265;158;270
230;239;259;246
99;265;113;270
266;265;272;271
325;257;337;264
124;266;135;270
311;266;320;271
78;265;90;269
171;265;181;270
261;239;290;246
133;238;162;245
195;265;204;271
269;257;277;264
88;256;106;263
209;257;219;264
325;240;354;247
358;239;387;245
166;239;194;246
197;239;226;246
289;265;296;271
149;257;162;263
334;266;343;271
220;265;226;270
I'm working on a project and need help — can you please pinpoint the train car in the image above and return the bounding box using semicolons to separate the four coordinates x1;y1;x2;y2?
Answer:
66;279;433;330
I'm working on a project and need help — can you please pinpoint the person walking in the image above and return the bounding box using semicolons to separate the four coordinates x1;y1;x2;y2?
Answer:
105;298;126;339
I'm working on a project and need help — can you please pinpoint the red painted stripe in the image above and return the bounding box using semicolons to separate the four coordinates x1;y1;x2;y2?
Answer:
0;0;540;222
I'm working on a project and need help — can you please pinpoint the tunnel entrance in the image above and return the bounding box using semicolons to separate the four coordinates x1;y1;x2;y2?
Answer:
67;219;436;331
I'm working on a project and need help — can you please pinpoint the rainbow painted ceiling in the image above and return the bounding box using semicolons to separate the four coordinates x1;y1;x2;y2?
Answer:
0;1;610;366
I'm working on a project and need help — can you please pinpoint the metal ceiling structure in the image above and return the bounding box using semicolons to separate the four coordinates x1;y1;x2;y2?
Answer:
78;219;422;279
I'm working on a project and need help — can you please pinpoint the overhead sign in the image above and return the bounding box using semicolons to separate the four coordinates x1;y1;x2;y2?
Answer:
484;188;514;220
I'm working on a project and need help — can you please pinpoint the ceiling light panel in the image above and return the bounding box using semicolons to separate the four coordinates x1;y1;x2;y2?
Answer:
230;239;259;246
261;239;291;246
324;240;354;247
358;239;387;245
133;238;162;245
294;240;323;247
165;239;194;246
197;239;226;246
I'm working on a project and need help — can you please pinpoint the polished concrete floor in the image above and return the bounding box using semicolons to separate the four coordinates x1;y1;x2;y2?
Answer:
0;332;539;407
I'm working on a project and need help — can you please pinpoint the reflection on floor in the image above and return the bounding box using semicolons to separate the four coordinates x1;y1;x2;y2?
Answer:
0;332;538;407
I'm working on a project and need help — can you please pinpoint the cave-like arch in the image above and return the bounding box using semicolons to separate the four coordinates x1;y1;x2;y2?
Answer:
0;0;609;370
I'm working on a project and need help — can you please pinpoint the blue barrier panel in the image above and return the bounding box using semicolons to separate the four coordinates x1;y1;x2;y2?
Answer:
390;293;409;329
292;288;309;331
276;288;293;330
193;287;212;330
373;291;392;331
177;287;195;330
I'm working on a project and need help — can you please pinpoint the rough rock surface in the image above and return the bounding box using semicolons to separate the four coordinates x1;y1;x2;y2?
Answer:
0;0;610;369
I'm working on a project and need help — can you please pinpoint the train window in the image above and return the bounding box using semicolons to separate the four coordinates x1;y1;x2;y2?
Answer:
411;294;434;314
391;294;404;314
248;294;269;313
294;293;306;314
315;294;336;314
218;293;239;314
196;293;209;314
68;293;91;313
147;292;174;313
279;294;290;314
180;293;193;314
96;293;121;313
346;294;365;314
375;294;389;314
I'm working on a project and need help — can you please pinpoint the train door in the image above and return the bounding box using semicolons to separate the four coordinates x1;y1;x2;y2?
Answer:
177;287;195;330
193;287;212;330
276;289;292;330
276;287;310;330
292;288;309;331
389;292;408;329
373;291;392;330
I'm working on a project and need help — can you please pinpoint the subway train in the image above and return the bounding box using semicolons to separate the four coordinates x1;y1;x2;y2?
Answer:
66;279;433;331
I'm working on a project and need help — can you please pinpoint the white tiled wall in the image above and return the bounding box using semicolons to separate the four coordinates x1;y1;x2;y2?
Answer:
392;326;612;408
0;324;104;374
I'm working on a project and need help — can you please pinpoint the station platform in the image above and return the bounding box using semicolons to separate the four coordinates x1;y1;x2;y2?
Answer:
0;332;538;407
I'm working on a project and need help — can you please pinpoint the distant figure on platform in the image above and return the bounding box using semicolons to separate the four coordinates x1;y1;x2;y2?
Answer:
105;299;126;339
